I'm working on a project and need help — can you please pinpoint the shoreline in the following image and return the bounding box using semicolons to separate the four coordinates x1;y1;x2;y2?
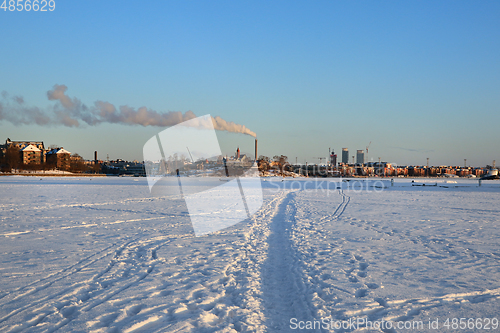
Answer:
0;173;110;177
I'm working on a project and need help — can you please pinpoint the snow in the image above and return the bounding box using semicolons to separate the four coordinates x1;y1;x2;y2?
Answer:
45;148;71;155
0;176;499;332
19;145;41;152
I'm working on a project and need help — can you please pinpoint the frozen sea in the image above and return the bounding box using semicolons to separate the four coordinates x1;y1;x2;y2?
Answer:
0;176;499;332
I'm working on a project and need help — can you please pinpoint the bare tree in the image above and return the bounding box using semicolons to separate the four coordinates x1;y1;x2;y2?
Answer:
258;155;270;173
273;155;288;176
4;146;21;171
70;153;85;173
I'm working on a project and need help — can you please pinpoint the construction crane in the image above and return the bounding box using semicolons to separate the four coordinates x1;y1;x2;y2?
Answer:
313;157;326;164
365;141;372;163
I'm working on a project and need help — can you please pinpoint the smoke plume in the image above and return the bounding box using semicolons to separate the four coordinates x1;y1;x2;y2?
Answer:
0;84;256;137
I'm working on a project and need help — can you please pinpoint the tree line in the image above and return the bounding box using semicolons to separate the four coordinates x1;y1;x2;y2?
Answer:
0;145;100;173
257;155;291;176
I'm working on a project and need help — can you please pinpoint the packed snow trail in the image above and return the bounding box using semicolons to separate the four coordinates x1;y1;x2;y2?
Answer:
261;191;316;331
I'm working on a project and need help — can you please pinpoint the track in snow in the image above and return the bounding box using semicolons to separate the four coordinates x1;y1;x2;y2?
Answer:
259;188;351;332
261;191;317;331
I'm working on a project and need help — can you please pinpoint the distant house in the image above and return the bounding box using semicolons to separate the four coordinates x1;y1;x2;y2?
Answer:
4;138;47;164
20;144;43;164
0;142;6;159
227;154;250;166
46;147;71;170
102;159;145;176
5;138;45;151
226;147;251;166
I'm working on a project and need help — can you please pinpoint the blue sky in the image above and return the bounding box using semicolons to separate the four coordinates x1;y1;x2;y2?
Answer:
1;1;499;166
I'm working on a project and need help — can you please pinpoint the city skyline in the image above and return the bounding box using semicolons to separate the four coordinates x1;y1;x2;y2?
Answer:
1;1;499;166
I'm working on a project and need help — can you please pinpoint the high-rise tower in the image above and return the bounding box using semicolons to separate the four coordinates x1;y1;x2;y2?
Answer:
342;148;349;164
356;150;364;164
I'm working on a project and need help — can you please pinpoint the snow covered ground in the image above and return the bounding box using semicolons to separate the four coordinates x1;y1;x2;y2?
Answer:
1;176;499;332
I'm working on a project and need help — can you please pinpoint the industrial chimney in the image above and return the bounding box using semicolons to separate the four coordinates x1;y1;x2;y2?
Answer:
255;139;258;161
94;151;98;163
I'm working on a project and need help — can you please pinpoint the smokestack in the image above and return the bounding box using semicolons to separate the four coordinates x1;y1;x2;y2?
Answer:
94;151;97;162
255;139;258;161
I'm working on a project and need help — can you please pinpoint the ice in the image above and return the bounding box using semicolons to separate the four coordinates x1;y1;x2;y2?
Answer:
0;176;499;332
